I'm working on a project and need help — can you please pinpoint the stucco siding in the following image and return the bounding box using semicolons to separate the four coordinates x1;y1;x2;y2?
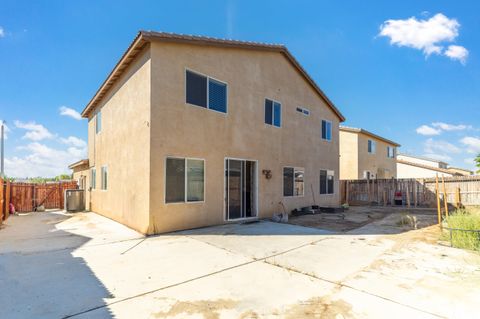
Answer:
339;131;358;179
87;46;152;233
357;134;397;179
149;42;340;233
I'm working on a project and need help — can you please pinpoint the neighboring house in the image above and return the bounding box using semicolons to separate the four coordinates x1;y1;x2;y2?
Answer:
447;167;474;176
69;159;89;190
339;126;400;180
397;154;459;178
70;31;345;234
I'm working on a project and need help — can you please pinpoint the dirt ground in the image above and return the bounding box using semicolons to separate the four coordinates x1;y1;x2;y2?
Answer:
289;206;438;233
1;209;479;318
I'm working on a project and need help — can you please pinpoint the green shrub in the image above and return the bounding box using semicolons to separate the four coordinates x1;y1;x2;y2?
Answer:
445;208;480;251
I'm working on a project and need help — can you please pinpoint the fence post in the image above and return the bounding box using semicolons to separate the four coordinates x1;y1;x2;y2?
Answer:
436;174;442;227
442;176;449;218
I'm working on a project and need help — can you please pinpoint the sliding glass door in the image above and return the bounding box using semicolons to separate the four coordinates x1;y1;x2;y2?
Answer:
225;159;257;220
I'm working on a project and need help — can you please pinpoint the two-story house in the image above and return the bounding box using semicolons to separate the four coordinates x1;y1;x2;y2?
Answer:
339;126;400;180
71;31;345;234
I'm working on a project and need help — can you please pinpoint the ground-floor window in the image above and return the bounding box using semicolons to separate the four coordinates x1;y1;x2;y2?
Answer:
320;169;334;194
101;166;108;190
90;167;96;189
283;167;304;197
165;157;205;203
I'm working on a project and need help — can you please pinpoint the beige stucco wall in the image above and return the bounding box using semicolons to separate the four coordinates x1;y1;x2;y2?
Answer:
340;130;397;179
339;131;358;179
357;134;397;179
397;162;454;178
86;46;152;234
148;42;341;234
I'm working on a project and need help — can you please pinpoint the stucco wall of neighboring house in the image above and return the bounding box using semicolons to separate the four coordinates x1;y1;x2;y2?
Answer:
339;130;358;179
357;134;397;179
86;46;152;234
397;162;454;178
148;42;341;234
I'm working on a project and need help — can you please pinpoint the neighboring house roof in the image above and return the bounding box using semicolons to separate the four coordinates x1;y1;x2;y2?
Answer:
447;167;474;175
81;31;346;122
68;159;89;170
339;126;400;147
397;159;458;175
397;153;448;165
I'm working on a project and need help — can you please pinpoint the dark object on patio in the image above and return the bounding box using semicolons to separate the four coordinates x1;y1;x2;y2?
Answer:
319;207;345;213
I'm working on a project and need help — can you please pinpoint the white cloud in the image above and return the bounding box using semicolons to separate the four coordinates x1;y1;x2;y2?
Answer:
416;125;441;136
423;153;452;162
14;120;54;141
0;27;4;38
59;106;82;120
424;138;461;154
379;13;468;63
5;142;86;178
431;122;471;131
60;136;87;148
444;45;469;65
461;136;480;154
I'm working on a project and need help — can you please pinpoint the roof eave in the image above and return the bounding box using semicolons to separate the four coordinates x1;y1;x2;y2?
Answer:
81;31;346;122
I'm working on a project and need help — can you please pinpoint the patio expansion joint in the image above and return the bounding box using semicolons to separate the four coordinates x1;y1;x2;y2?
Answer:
63;235;334;318
262;257;447;319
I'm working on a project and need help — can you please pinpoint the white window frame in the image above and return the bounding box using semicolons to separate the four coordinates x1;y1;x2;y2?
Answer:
368;139;376;154
101;166;108;190
264;98;282;128
164;156;206;204
283;166;304;197
321;120;332;142
95;110;102;134
90;167;96;189
185;68;228;115
296;107;310;116
319;169;335;195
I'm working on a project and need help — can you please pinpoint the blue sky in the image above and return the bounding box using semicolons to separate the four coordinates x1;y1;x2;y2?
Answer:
1;0;479;177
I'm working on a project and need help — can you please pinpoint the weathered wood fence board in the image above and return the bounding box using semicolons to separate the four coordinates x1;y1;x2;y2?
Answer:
0;179;11;223
9;181;78;213
341;176;480;207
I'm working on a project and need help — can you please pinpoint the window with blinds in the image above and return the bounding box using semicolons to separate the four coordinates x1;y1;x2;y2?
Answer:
186;70;227;113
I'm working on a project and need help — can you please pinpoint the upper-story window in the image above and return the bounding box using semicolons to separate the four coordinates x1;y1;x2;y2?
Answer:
95;111;102;134
321;120;332;141
387;146;395;158
265;99;281;127
296;107;310;116
186;70;227;113
368;139;376;154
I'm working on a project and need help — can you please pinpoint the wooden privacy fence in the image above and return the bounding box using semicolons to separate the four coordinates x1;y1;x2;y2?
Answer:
341;176;480;207
9;181;78;213
1;178;12;223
